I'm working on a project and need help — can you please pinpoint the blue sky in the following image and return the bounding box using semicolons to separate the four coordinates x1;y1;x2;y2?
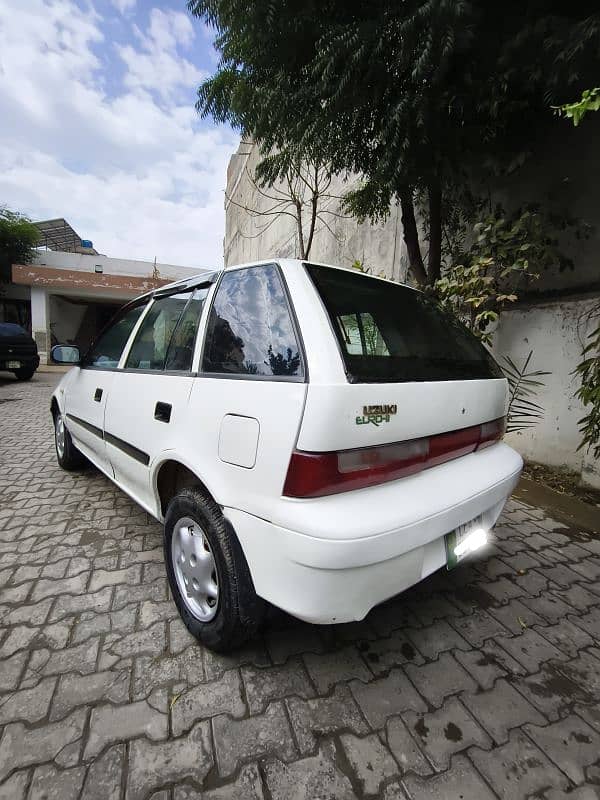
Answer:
0;0;238;267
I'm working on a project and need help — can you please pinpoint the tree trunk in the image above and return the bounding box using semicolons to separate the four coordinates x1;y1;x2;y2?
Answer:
296;201;306;259
400;189;428;287
427;182;442;284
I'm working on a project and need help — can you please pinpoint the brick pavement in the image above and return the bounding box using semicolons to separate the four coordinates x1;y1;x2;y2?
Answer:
1;372;600;799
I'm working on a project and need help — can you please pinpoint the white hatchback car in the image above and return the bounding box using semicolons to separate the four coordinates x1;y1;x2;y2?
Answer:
51;260;523;651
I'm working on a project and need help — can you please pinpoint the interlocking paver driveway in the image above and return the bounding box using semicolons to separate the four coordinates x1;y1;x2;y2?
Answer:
1;372;600;799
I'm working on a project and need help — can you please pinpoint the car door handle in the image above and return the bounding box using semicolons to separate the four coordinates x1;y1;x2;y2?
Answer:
94;388;103;402
154;402;172;423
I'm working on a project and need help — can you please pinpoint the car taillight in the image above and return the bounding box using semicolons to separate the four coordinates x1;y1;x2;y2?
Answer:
283;416;506;498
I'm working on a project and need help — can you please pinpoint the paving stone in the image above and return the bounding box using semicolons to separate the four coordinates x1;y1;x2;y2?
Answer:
520;592;579;624
139;599;177;628
449;609;511;647
1;598;53;627
0;708;86;782
476;576;524;603
89;564;141;592
72;605;137;644
461;679;546;744
30;572;89;602
570;557;600;581
470;729;570;799
366;600;421;637
486;598;547;634
494;628;569;672
0;651;27;692
359;629;425;677
51;669;130;720
168;617;197;654
126;722;213;800
171;668;245;735
29;763;86;800
49;587;112;622
174;764;264;800
242;659;314;714
0;582;31;605
80;744;124;800
286;684;368;754
101;621;165;663
514;569;549;596
453;647;508;690
24;638;100;682
132;648;204;699
212;701;296;777
0;676;56;725
264;741;357;800
405;651;477;708
525;713;600;785
340;732;399;795
406;620;470;660
403;754;496;799
303;645;372;693
112;580;165;611
512;662;594;721
0;771;29;800
0;625;39;658
350;669;426;729
570;605;600;639
559;582;600;611
385;716;432;777
403;697;492;770
202;640;270;681
407;593;463;625
536;618;594;657
84;698;167;759
544;788;600;800
554;651;600;701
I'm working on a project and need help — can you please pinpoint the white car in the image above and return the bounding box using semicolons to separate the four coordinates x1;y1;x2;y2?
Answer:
51;260;523;651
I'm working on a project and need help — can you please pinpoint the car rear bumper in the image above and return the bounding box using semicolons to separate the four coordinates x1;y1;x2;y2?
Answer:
0;354;39;371
224;442;523;623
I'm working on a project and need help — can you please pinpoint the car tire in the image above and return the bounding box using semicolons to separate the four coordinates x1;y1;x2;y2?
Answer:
14;367;35;381
54;412;86;470
164;487;264;652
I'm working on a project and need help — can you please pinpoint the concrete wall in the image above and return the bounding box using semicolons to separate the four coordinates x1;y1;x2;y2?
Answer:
225;142;408;281
493;295;599;488
33;250;205;282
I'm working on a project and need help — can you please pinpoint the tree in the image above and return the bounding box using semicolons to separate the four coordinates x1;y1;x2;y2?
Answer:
226;145;344;259
190;0;599;286
0;208;40;283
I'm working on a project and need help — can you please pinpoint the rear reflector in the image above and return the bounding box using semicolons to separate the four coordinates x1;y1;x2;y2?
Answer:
283;416;506;498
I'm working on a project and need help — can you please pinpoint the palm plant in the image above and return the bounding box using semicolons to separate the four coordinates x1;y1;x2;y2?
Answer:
501;350;550;433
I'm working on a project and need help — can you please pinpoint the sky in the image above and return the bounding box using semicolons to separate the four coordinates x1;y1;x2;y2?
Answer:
0;0;239;268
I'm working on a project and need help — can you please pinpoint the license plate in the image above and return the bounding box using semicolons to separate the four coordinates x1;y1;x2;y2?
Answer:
7;361;21;369
445;515;485;569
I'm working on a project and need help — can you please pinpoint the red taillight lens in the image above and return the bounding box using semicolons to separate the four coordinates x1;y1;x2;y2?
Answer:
283;416;506;498
477;417;506;449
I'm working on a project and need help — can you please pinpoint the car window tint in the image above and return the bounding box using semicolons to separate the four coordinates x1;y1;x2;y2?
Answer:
164;288;207;371
84;303;146;369
338;313;390;356
202;265;303;378
125;293;192;371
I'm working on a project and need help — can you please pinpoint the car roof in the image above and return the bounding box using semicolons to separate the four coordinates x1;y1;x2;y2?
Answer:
135;258;413;303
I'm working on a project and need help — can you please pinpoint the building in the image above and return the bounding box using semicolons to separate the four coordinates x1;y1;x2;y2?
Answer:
1;218;209;364
223;128;600;490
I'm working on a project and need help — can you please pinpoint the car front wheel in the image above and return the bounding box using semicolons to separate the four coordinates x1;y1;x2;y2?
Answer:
164;487;264;652
54;412;86;470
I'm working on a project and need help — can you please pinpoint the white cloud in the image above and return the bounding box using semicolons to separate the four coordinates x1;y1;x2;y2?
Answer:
111;0;136;13
0;0;235;267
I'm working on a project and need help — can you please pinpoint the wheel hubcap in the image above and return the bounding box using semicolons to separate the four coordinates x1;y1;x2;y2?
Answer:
55;416;66;458
171;516;219;622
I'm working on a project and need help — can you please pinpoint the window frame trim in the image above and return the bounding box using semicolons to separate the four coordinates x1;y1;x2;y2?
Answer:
197;263;308;383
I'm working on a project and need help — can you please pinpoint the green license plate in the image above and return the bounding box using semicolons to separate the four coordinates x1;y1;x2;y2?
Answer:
445;515;484;569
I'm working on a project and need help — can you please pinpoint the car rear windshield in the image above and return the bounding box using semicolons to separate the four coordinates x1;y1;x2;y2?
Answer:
306;264;503;383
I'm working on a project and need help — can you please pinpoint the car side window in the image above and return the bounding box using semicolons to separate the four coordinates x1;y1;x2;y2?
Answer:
125;290;204;372
202;265;303;378
82;303;147;369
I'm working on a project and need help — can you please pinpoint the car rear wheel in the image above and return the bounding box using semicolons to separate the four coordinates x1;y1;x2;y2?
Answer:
164;487;264;652
54;413;86;470
14;367;35;381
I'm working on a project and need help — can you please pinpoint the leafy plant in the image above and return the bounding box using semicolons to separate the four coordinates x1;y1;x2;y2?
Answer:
574;314;600;459
555;88;600;126
501;351;550;434
432;206;570;343
0;208;40;283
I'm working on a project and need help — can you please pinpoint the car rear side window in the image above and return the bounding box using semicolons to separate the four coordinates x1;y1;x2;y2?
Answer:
202;265;303;379
306;264;503;383
125;289;206;372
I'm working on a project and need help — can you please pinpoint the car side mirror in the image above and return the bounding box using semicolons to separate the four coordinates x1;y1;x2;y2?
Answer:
51;345;81;364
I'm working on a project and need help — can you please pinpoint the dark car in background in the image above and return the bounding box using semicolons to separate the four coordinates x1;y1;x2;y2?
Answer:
0;323;40;381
